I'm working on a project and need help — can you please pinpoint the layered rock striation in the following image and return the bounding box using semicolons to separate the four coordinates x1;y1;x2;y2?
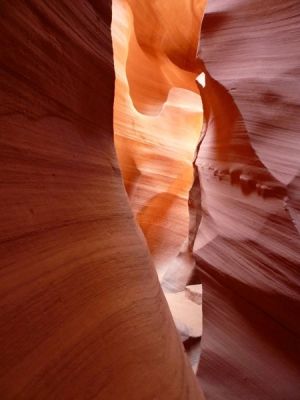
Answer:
193;1;300;399
0;2;203;399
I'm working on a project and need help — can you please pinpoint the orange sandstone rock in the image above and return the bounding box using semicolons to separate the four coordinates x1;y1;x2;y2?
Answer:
0;2;203;399
112;0;205;288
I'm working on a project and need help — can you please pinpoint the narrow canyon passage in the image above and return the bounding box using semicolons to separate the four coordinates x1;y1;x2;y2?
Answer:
112;0;300;398
0;1;299;399
112;0;204;284
111;0;205;370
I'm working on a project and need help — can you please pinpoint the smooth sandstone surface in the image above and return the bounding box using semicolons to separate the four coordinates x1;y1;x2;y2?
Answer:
193;1;300;399
112;0;205;288
0;2;203;399
164;290;203;341
2;0;299;399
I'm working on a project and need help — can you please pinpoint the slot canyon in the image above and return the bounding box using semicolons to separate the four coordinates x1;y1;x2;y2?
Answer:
0;0;299;399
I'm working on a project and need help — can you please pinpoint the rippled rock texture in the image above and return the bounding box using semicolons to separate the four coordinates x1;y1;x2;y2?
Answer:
0;2;203;399
194;1;300;399
112;0;205;288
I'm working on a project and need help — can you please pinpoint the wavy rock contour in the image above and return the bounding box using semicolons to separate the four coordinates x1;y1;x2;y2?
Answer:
112;0;206;290
0;2;203;398
193;1;300;399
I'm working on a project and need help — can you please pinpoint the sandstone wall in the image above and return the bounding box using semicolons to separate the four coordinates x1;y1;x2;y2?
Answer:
194;1;300;399
113;0;205;288
0;2;203;398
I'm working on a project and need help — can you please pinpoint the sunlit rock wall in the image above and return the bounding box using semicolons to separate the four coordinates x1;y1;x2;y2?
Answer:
112;0;205;287
193;1;300;399
0;1;203;399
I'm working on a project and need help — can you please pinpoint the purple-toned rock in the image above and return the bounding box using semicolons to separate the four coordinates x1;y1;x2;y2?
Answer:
192;1;300;399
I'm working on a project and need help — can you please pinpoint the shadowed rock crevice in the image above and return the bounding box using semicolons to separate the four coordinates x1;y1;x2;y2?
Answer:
112;0;205;287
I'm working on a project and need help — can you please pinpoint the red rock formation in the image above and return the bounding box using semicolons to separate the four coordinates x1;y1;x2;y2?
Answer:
112;0;205;288
0;2;203;398
193;1;300;399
